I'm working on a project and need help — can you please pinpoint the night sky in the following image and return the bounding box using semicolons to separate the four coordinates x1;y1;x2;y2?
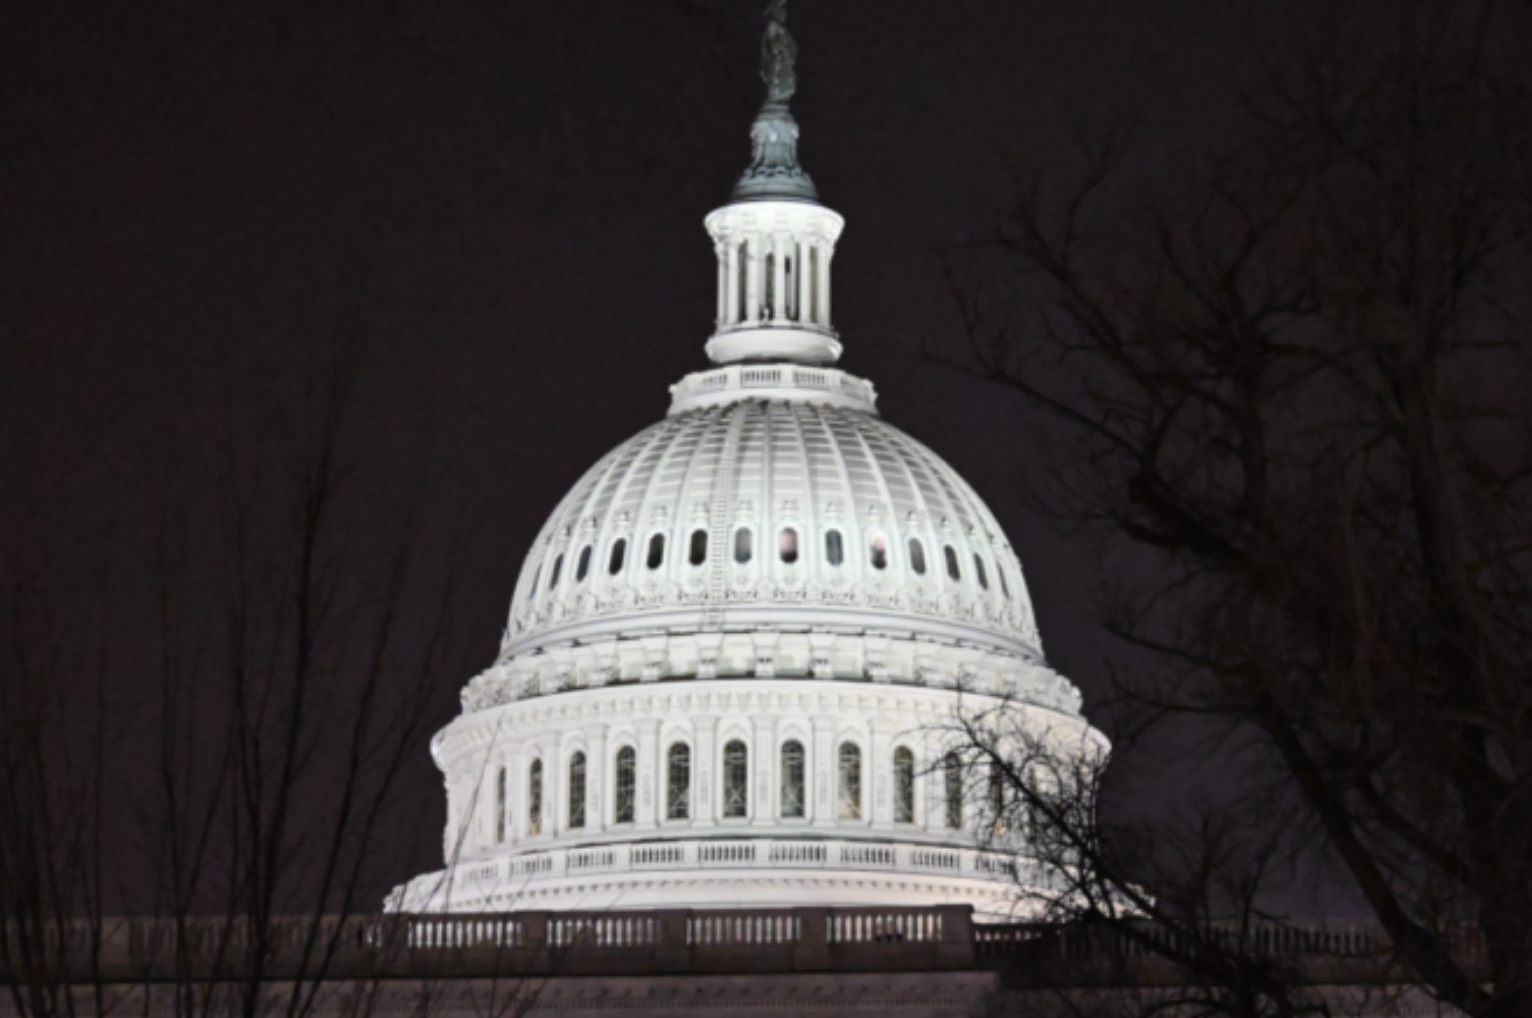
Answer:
2;0;1246;882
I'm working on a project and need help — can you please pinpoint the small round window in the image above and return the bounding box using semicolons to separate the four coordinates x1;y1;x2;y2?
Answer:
825;529;844;566
647;534;666;570
576;545;592;582
944;545;961;581
908;537;927;575
870;533;889;571
689;529;708;566
734;528;754;564
974;554;989;590
608;538;627;575
779;528;799;564
549;554;564;589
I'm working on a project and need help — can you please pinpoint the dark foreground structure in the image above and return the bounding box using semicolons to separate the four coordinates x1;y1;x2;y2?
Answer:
2;906;1468;1017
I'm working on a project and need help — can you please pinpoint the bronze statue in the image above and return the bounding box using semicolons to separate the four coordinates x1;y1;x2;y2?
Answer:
761;0;797;105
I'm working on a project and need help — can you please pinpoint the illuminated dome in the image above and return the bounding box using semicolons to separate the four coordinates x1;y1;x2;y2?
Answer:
394;7;1102;919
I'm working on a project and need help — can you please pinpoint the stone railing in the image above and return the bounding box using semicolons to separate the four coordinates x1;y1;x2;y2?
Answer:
668;364;877;414
1;910;1490;987
437;837;1032;893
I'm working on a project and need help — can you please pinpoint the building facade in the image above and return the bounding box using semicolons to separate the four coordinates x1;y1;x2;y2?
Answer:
393;4;1106;918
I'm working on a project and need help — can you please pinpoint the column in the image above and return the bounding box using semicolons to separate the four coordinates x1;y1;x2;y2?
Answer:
544;742;562;839
724;241;740;327
744;236;761;324
636;720;660;830
811;715;837;829
716;243;730;327
871;719;897;829
816;243;832;325
585;725;607;833
752;715;777;827
796;240;811;324
772;234;787;322
693;716;718;829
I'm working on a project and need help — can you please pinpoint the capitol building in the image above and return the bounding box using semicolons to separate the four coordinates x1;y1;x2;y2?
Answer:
393;4;1107;921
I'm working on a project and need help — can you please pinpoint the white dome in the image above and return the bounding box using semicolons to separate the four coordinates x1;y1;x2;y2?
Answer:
502;368;1042;665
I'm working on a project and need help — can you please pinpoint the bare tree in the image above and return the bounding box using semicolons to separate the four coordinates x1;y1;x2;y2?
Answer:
943;2;1532;1015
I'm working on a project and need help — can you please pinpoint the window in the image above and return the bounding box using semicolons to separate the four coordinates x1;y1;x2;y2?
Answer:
944;545;961;581
528;759;544;836
689;529;708;566
734;527;753;564
723;740;749;818
869;533;888;571
495;767;508;844
988;760;1006;831
549;554;563;590
530;565;542;598
944;753;964;829
974;554;989;590
825;530;844;566
998;563;1011;600
779;528;799;564
838;742;862;820
908;537;927;575
647;533;665;570
614;747;636;824
780;740;806;818
667;743;691;820
894;747;916;824
568;752;587;829
576;546;592;582
764;253;776;317
608;538;627;575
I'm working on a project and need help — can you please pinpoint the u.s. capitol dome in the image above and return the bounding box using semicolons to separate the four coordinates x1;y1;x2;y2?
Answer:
396;11;1104;918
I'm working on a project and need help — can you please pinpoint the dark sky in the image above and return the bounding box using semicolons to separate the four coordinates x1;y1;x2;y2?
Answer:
0;0;1250;892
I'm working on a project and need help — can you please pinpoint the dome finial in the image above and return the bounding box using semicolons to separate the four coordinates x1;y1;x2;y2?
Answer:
733;0;817;203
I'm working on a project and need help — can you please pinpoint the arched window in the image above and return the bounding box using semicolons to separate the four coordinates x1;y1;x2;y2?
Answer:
549;554;564;590
567;752;587;829
667;743;691;820
647;533;666;570
723;740;749;818
528;759;544;836
894;747;916;824
869;533;888;571
608;538;627;575
780;740;806;818
779;528;799;564
908;537;927;575
494;767;508;844
734;527;753;564
614;747;636;824
944;752;963;829
824;530;844;566
689;529;708;566
764;252;776;317
576;546;592;582
838;742;862;820
974;554;989;590
988;761;1006;832
944;545;961;581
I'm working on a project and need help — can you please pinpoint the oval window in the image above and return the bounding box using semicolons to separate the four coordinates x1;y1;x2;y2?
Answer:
779;528;799;564
908;537;927;575
576;545;592;582
734;528;753;564
825;529;844;566
870;533;888;571
608;538;627;575
944;545;961;581
689;529;708;566
974;554;989;590
647;534;666;570
549;554;564;590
